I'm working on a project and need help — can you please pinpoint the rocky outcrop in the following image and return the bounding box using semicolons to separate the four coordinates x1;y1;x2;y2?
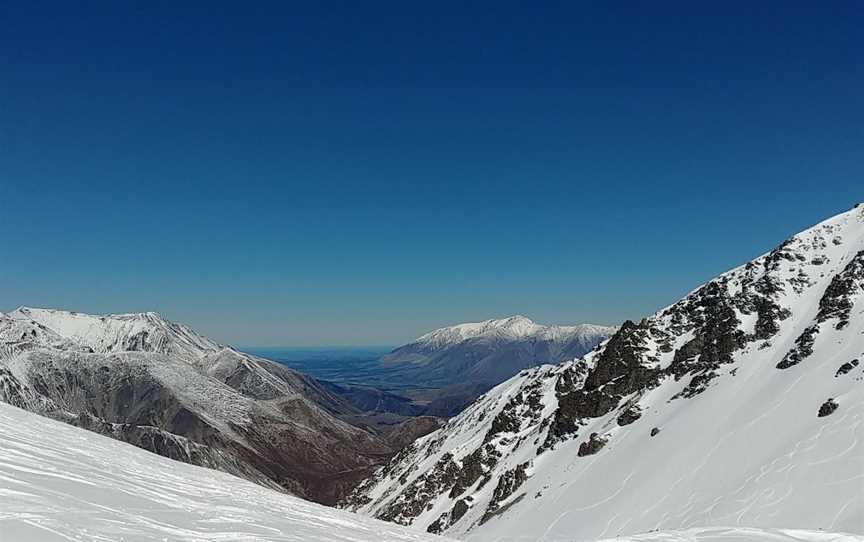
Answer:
836;359;860;377
577;432;608;457
481;462;529;524
818;398;839;418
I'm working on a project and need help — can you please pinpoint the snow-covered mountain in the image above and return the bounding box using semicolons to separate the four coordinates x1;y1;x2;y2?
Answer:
380;316;616;414
3;401;851;542
0;306;396;504
0;400;451;542
409;316;614;350
343;204;864;540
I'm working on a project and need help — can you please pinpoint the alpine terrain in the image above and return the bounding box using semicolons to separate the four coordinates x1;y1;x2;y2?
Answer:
0;307;401;504
343;204;864;540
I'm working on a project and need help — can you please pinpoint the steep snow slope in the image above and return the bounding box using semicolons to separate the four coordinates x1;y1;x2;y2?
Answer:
0;401;450;542
344;204;864;540
380;316;616;414
0;307;394;504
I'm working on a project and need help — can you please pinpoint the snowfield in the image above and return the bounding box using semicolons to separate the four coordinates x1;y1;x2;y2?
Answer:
0;401;451;542
0;401;858;541
593;527;861;542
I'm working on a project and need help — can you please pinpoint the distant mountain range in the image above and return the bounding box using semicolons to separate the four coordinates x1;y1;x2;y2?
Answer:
383;315;616;387
376;316;616;415
344;204;864;539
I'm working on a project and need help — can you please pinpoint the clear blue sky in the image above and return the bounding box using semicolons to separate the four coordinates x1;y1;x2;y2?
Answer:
1;2;861;346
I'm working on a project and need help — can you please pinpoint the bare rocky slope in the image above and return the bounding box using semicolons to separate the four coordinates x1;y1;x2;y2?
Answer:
0;307;397;504
343;204;864;539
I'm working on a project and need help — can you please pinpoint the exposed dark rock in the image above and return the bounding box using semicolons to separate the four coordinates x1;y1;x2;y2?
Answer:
427;498;470;533
836;359;860;377
777;325;818;369
448;444;500;498
650;427;661;437
577;432;608;457
818;398;838;418
485;403;521;443
584;321;655;395
817;251;864;329
377;453;461;525
481;462;529;524
451;497;470;522
668;282;747;389
616;404;642;426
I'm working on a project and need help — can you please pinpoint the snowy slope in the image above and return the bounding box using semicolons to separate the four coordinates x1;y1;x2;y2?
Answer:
3;401;849;542
344;204;864;540
0;307;394;504
0;401;451;542
593;527;860;542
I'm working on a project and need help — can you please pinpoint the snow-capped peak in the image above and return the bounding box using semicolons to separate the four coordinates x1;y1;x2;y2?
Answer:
412;315;616;348
7;306;223;358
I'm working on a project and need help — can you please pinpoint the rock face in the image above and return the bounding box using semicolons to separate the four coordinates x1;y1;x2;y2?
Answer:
818;398;839;417
342;204;864;540
0;307;396;504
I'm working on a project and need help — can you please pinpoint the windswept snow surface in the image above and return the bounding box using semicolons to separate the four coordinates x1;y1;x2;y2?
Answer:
0;402;451;542
594;527;861;542
0;402;854;542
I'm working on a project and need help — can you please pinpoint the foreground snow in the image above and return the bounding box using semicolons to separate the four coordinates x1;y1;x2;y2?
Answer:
0;402;449;542
0;403;855;542
592;527;861;542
